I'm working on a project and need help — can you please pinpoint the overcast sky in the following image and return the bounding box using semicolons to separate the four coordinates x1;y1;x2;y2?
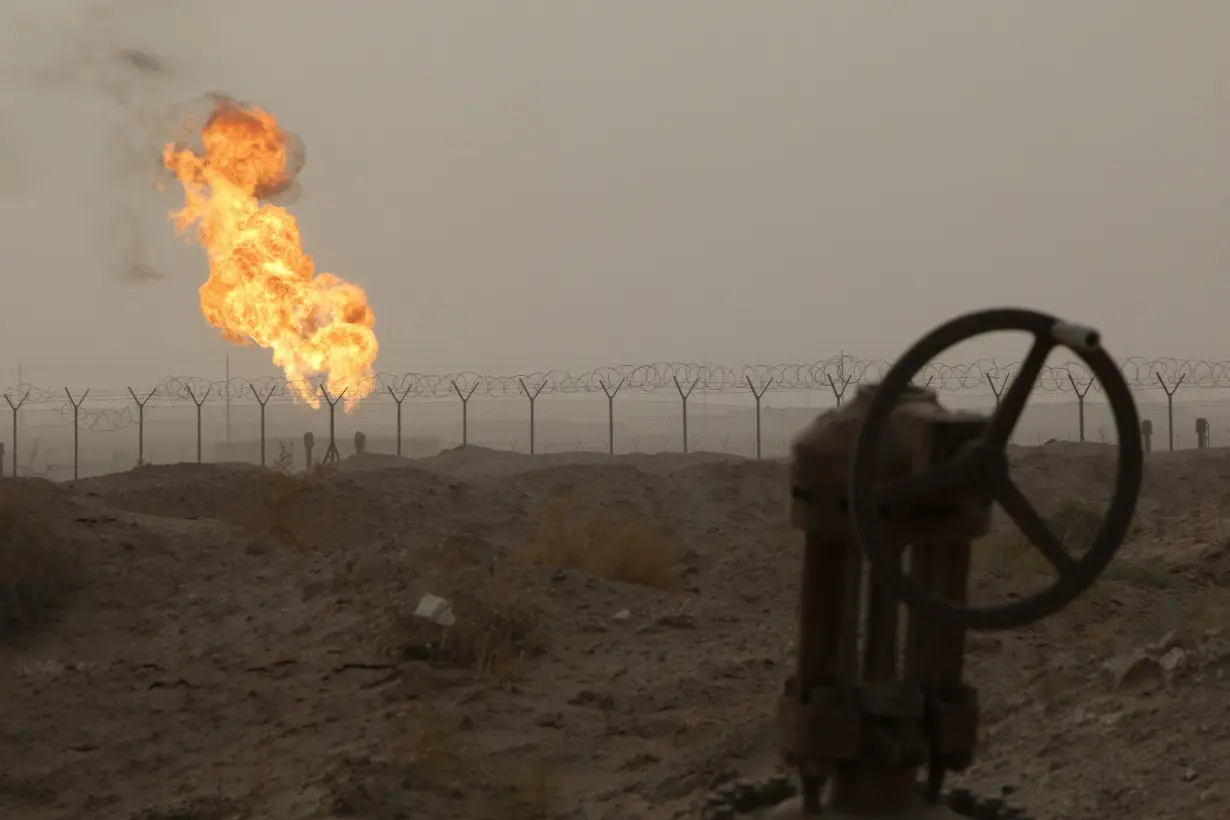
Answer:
0;0;1226;388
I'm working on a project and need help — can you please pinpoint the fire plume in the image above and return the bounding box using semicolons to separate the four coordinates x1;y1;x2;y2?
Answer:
161;97;377;409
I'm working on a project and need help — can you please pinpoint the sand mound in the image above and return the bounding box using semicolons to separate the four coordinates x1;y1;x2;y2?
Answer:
405;444;743;480
2;445;1229;819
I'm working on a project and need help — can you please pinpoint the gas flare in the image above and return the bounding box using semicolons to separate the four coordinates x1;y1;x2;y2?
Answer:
161;97;377;409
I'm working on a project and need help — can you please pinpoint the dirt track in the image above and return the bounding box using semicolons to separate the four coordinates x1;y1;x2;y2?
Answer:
2;443;1229;819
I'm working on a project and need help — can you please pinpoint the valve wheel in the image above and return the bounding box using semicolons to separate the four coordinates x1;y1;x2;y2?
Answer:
848;308;1144;630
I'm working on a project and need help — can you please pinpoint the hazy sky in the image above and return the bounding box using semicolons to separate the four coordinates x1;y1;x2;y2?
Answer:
0;0;1226;388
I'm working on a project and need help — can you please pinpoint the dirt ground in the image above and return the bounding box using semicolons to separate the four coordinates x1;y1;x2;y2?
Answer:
2;440;1230;820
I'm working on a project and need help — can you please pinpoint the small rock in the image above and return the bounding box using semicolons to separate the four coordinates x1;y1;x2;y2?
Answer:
534;712;563;728
413;593;456;627
1149;629;1179;654
1047;651;1080;671
966;633;1003;653
1159;646;1187;674
1203;638;1230;663
1109;650;1162;690
613;609;631;621
617;751;660;771
301;581;328;602
244;539;270;556
655;613;696;629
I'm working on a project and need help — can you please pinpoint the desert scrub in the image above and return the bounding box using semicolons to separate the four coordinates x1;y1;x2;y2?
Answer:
529;494;684;589
395;564;549;686
0;487;77;635
249;465;332;545
975;503;1181;591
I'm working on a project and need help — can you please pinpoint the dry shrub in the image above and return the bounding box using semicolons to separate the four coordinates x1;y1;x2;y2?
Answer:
669;704;744;749
1047;499;1102;545
1098;557;1182;590
0;488;76;635
270;439;295;474
249;467;332;546
383;704;557;818
529;496;683;589
1177;586;1230;645
975;530;1049;577
975;526;1180;591
389;704;473;784
397;567;548;686
469;760;557;819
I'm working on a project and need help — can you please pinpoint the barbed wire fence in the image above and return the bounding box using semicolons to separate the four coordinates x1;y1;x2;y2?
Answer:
0;356;1225;479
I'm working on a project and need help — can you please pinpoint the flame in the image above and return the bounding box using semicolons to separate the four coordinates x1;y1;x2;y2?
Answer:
161;98;377;410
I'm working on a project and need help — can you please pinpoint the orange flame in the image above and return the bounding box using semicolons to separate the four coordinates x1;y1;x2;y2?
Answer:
161;99;377;410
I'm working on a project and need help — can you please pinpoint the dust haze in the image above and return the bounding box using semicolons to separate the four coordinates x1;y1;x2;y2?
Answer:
0;0;206;285
2;4;1230;820
0;1;1226;385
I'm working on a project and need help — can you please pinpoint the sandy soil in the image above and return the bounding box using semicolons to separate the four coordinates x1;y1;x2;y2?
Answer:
2;441;1229;819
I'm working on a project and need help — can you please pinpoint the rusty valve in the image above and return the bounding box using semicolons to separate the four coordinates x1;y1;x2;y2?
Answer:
763;308;1143;820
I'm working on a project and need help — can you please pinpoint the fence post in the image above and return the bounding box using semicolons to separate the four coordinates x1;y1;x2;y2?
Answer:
450;380;478;446
1195;417;1209;449
386;383;414;456
249;385;276;466
1066;373;1094;443
598;377;626;455
317;386;347;463
985;372;1008;410
64;388;89;480
672;377;700;453
745;376;773;459
518;378;546;454
826;360;854;406
184;385;211;464
127;387;157;465
1154;371;1185;451
912;375;935;390
4;390;30;478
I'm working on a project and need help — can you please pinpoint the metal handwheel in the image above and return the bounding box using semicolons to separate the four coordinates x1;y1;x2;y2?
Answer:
847;308;1144;630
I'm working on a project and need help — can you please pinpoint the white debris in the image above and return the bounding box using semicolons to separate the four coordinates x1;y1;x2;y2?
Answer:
613;609;631;621
413;593;456;627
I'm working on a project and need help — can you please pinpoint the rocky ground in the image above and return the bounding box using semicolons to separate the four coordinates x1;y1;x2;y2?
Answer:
1;441;1229;819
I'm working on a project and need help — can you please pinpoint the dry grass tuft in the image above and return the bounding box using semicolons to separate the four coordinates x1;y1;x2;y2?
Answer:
269;440;295;474
528;494;684;589
0;488;77;635
1176;586;1230;645
382;704;558;818
469;760;557;819
396;567;549;687
975;501;1182;592
390;704;474;784
248;466;333;546
1098;557;1183;590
